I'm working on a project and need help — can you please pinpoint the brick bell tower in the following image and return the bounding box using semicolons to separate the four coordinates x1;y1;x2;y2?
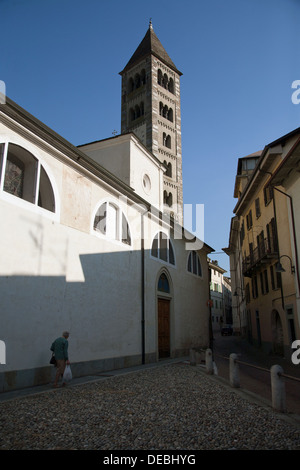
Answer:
119;21;183;225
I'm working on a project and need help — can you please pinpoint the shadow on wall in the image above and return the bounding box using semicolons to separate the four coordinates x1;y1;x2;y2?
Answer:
0;249;141;390
0;247;206;392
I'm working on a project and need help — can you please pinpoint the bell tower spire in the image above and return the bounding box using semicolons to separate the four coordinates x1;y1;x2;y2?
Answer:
120;25;183;224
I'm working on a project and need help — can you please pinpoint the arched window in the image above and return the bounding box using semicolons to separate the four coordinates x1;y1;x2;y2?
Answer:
159;102;164;116
129;103;144;122
163;190;173;207
38;165;56;212
139;103;143;116
158;272;170;293
128;77;134;93
166;135;171;149
93;201;131;246
157;69;162;86
151;232;175;265
128;70;146;94
163;161;172;178
187;251;202;277
168;78;174;94
134;73;141;89
159;102;173;122
140;69;146;85
163;134;171;149
135;104;141;119
0;142;55;213
163;74;168;89
130;108;136;122
157;70;174;95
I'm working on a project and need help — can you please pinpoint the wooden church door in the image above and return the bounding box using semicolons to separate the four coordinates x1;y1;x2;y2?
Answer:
158;298;170;358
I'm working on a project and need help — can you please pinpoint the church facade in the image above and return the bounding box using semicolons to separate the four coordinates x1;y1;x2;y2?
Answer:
0;25;213;392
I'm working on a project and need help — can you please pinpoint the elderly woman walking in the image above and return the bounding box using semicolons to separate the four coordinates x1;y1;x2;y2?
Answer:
50;331;70;387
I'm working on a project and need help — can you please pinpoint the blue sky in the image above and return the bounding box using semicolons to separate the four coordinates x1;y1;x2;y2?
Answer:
1;0;299;272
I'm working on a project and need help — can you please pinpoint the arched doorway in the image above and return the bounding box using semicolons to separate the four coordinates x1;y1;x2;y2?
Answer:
271;309;284;356
157;271;172;359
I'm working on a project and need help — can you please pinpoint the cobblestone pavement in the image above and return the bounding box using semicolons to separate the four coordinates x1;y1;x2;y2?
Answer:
0;362;299;450
212;332;300;415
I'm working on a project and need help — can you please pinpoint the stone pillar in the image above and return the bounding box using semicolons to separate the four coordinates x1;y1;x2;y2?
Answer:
189;348;196;366
229;353;240;388
271;365;286;412
206;348;214;375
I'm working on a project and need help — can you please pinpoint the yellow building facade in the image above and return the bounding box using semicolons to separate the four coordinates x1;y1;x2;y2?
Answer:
231;129;300;359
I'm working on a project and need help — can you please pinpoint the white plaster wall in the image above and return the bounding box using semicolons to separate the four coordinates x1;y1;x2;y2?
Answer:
0;127;145;373
171;243;210;351
0;197;144;372
0;191;209;373
0;122;210;385
143;222;210;357
80;135;163;211
129;139;162;210
79;139;131;187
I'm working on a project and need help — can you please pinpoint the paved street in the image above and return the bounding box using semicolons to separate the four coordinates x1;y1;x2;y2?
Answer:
0;333;300;451
211;330;300;415
0;360;299;451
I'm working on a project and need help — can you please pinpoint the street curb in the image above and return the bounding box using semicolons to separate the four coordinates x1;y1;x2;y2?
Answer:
194;364;300;429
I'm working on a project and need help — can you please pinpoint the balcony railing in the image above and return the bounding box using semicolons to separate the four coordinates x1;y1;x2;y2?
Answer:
242;237;278;277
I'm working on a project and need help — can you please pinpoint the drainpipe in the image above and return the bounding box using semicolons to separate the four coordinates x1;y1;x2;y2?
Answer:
272;192;285;310
141;211;146;365
140;205;152;365
207;262;214;352
272;187;300;299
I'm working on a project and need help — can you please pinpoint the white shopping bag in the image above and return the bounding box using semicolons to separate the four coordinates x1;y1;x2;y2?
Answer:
63;364;72;383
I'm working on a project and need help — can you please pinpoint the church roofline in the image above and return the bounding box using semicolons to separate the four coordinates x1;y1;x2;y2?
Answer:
78;131;165;170
0;97;142;201
2;98;213;252
0;97;214;251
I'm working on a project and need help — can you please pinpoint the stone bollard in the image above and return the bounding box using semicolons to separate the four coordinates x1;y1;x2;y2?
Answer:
205;348;214;375
189;348;196;366
271;365;286;413
229;353;240;388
